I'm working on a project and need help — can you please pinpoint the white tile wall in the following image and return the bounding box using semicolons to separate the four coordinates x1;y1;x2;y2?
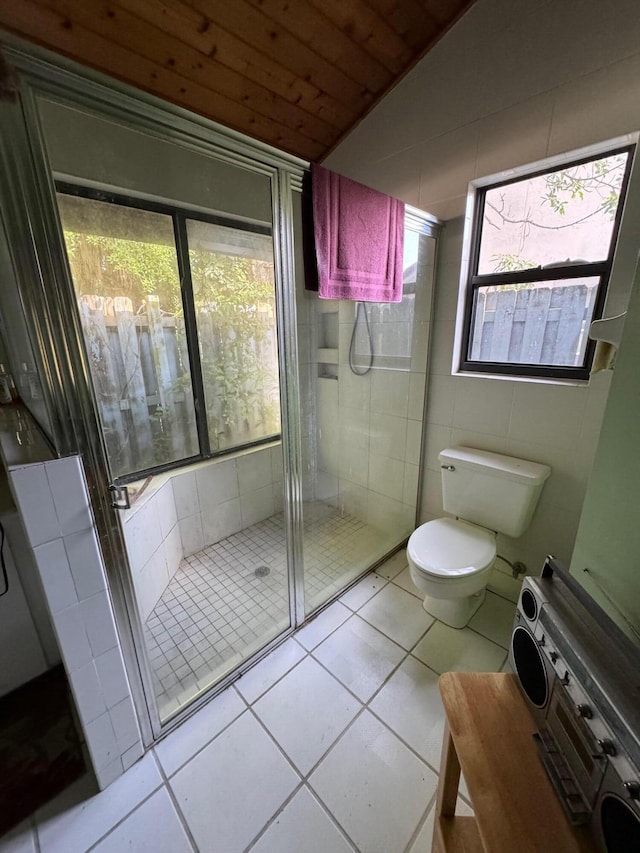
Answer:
414;221;616;572
122;445;283;620
312;257;433;543
325;0;640;574
8;455;143;790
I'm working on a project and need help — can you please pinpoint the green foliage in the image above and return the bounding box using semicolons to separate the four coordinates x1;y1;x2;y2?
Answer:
491;253;537;273
64;228;280;456
542;155;626;220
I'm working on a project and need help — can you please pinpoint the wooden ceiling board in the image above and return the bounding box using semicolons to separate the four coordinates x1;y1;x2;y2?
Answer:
184;0;374;107
40;0;337;148
306;0;414;75
117;0;356;131
0;0;477;161
248;0;393;94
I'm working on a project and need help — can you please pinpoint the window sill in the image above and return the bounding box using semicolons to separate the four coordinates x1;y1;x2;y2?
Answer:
451;368;591;388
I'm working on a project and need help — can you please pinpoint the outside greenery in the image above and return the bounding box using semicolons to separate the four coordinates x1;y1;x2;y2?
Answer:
62;205;280;473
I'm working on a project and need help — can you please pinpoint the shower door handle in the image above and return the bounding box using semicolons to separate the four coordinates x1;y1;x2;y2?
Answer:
109;483;130;510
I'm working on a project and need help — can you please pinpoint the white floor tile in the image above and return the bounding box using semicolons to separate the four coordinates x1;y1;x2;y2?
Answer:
339;572;388;611
310;711;438;853
408;798;473;853
358;584;434;649
92;788;193;852
0;821;36;853
295;601;352;651
249;787;353;853
313;615;405;701
370;656;445;770
154;686;245;776
170;712;299;853
468;591;516;649
376;549;408;581
253;657;361;774
35;754;162;853
391;566;422;599
412;622;506;674
236;638;307;704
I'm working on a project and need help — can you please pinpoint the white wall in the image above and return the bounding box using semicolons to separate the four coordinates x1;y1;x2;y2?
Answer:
326;0;640;575
570;257;640;639
38;99;273;224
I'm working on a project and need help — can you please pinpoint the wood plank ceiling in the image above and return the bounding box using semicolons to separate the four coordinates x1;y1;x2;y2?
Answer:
0;0;476;161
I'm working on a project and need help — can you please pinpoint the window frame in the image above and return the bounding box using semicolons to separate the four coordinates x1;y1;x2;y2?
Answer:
56;181;280;484
458;144;635;381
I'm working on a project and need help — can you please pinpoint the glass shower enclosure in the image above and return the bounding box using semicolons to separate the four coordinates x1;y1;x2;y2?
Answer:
1;47;438;737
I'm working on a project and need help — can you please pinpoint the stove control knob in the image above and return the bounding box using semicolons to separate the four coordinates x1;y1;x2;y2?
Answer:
597;739;617;757
576;704;593;719
549;651;559;664
623;782;640;800
560;670;570;686
537;634;546;647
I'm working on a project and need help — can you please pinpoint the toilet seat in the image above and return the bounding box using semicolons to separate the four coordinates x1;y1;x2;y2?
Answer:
408;518;496;579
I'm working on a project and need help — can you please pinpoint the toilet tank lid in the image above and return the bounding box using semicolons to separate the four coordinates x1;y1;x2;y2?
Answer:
438;446;551;486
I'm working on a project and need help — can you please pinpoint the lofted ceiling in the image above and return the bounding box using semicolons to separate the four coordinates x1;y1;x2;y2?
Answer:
0;0;475;162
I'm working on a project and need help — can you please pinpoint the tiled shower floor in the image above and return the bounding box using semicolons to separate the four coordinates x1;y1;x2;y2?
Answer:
145;502;386;717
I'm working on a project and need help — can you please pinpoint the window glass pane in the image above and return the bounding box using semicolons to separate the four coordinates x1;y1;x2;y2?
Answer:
186;220;280;451
478;152;629;274
469;278;600;367
57;193;199;478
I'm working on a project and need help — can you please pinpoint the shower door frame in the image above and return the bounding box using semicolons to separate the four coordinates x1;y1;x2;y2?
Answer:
0;36;308;742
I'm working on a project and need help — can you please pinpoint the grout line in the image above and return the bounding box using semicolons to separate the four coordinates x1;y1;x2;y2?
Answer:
304;616;445;773
84;781;166;852
153;756;199;853
156;686;248;779
403;790;438;853
240;780;307;853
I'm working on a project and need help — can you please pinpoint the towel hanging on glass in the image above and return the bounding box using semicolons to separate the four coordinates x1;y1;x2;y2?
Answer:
307;163;405;303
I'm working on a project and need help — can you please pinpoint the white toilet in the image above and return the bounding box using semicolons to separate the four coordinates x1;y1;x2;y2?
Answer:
408;446;551;628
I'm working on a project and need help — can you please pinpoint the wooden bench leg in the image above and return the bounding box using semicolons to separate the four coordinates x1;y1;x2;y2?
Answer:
432;721;461;853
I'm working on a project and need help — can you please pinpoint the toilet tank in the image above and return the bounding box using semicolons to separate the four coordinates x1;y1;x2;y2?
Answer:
439;446;551;538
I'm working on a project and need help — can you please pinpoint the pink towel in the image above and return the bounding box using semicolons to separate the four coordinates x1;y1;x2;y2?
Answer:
311;164;405;303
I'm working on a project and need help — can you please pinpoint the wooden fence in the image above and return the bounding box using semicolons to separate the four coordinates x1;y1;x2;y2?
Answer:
78;294;279;477
470;283;597;366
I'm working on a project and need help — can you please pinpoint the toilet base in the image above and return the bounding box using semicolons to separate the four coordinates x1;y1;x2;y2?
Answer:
422;588;486;629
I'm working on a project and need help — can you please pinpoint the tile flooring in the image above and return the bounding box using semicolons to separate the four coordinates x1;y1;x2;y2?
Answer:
146;502;387;718
1;552;516;853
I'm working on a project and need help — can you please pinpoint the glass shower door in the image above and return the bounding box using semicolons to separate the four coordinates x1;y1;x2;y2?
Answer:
36;90;297;724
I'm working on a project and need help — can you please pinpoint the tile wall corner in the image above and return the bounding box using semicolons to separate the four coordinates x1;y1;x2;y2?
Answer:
8;454;144;790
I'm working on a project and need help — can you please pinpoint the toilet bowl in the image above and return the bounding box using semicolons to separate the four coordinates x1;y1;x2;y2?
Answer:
408;446;551;629
408;518;497;628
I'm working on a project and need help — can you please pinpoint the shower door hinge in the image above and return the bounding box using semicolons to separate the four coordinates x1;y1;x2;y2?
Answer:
108;483;130;510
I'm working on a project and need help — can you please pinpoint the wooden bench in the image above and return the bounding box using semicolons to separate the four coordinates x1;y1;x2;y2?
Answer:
433;672;597;853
